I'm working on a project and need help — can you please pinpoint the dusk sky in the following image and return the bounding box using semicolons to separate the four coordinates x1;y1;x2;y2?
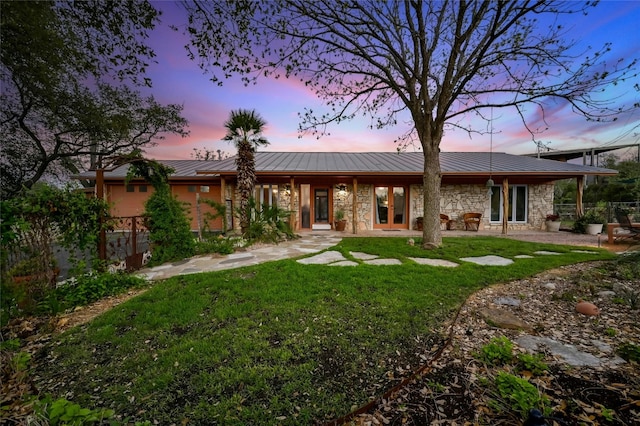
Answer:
140;1;640;161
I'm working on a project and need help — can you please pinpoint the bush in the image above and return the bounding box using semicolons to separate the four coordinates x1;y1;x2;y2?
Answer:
53;272;147;312
475;336;514;366
144;187;195;265
241;199;296;243
194;235;237;255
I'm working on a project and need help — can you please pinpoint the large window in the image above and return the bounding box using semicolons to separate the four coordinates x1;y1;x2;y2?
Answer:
255;184;280;207
490;185;528;223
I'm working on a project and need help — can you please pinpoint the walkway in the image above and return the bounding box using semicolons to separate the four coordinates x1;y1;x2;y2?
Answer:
137;234;342;281
136;229;620;281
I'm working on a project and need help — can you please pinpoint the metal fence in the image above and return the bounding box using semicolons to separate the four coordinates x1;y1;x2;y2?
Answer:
554;202;640;222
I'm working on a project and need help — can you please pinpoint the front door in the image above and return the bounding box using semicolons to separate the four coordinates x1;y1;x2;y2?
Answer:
374;186;407;229
314;188;330;223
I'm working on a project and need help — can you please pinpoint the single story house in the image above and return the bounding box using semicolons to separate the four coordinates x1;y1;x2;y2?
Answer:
84;151;616;233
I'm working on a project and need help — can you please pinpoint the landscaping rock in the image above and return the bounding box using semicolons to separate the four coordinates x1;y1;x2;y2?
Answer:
516;335;603;367
478;308;532;331
493;296;521;307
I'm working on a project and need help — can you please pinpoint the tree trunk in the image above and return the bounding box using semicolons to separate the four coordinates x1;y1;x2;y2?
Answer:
421;143;443;249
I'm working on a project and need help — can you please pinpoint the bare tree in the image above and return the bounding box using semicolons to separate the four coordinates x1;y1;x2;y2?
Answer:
183;0;638;248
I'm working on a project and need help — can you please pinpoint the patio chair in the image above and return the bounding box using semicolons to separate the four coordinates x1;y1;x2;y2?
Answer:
613;207;640;243
440;214;452;230
463;212;482;231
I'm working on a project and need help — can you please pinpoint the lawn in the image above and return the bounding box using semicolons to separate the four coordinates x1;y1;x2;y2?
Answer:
33;237;614;425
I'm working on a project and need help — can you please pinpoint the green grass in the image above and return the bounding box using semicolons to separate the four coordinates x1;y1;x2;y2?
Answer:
35;237;613;425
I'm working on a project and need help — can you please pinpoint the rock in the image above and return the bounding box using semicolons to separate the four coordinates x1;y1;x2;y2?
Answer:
542;282;556;290
597;290;616;298
478;308;533;331
493;296;521;307
576;301;600;316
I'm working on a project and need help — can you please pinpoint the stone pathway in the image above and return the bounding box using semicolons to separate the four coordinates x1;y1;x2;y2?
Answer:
296;248;599;267
137;234;342;280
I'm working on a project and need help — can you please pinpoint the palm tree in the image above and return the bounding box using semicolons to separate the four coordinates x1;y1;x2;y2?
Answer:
223;109;269;235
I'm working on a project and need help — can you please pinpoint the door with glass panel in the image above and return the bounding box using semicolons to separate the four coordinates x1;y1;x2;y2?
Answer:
374;186;407;229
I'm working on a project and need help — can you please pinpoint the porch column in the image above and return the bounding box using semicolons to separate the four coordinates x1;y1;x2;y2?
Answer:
352;177;358;234
220;177;227;231
502;177;509;235
290;177;296;230
576;176;584;218
96;168;107;261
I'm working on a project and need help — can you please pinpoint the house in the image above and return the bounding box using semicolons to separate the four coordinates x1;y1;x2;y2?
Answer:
84;151;616;233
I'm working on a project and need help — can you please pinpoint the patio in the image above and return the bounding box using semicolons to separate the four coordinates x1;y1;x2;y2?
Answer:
313;228;633;252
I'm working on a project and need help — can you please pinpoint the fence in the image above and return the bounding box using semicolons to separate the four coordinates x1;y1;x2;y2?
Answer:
554;202;640;222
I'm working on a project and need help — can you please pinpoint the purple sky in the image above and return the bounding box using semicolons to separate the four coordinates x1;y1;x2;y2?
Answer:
141;1;640;161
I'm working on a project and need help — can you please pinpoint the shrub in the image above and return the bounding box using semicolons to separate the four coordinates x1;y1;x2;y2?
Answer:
144;187;195;265
516;353;548;375
53;272;147;312
241;199;296;243
476;336;514;366
494;372;547;417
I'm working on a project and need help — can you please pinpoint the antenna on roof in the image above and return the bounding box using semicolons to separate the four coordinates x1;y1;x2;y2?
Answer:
486;108;494;194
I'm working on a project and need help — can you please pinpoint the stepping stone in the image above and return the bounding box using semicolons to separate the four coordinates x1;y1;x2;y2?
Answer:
516;335;605;367
329;261;358;267
408;257;459;267
460;255;513;266
533;250;562;256
350;251;378;260
571;250;598;254
297;251;346;265
478;308;532;331
514;254;534;259
364;258;402;265
494;296;521;307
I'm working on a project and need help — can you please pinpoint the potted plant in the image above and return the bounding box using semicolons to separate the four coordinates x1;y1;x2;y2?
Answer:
574;209;606;235
545;213;561;232
333;209;347;231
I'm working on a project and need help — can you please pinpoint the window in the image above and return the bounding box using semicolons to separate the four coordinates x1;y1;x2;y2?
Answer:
255;184;280;207
490;185;528;223
188;185;197;193
200;186;209;193
139;185;147;193
126;185;134;193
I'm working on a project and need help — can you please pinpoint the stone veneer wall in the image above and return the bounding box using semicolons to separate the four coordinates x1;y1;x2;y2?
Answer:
229;181;554;232
355;184;374;231
410;183;554;231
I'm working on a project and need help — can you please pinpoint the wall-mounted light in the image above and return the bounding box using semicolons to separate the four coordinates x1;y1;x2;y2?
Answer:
336;184;347;192
283;184;291;195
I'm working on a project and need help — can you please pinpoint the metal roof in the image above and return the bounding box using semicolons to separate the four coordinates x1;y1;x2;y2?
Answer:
79;152;617;179
523;143;640;162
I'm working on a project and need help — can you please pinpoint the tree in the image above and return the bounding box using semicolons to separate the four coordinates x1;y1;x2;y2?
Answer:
126;155;196;265
0;1;188;199
183;0;638;248
222;109;269;235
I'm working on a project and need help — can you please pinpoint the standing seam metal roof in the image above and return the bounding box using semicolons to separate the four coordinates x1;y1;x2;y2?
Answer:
76;152;617;179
